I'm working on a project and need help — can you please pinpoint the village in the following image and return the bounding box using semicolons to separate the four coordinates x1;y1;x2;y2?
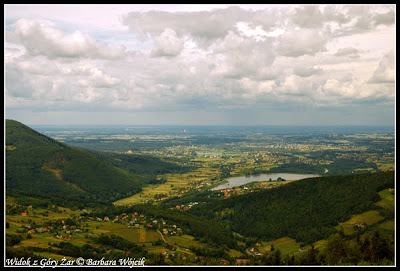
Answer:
6;202;186;244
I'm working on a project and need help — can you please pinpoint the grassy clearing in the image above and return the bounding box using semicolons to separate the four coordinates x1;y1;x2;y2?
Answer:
19;235;61;249
259;237;300;255
164;235;205;249
376;163;394;171
377;220;394;231
353;168;375;172
94;222;162;244
227;249;243;258
42;165;62;180
114;166;220;205
337;210;384;235
376;189;394;211
312;239;328;251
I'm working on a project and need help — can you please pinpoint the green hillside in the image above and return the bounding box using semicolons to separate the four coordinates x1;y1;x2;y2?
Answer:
189;171;394;245
5;119;179;204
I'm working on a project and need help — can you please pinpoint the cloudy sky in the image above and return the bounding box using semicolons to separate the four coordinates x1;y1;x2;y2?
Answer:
5;4;395;126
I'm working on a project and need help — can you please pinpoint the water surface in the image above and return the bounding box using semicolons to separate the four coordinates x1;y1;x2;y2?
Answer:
211;173;319;190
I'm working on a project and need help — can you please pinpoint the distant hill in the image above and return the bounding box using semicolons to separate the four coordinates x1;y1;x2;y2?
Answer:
5;119;180;204
189;171;394;245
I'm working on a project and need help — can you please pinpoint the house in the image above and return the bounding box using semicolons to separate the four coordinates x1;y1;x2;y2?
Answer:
21;212;27;216
236;259;250;265
104;216;110;221
28;229;35;234
220;259;230;265
36;227;44;233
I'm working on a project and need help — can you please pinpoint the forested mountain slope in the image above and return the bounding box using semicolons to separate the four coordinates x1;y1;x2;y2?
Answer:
189;171;394;245
5;119;180;203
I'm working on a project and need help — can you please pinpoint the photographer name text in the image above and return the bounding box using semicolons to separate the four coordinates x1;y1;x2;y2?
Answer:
6;257;146;267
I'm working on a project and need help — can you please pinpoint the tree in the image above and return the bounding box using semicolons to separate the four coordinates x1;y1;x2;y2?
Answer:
324;233;348;265
273;250;281;265
270;244;275;252
304;245;319;265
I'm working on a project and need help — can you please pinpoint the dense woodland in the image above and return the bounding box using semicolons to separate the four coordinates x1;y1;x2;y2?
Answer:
6;120;186;204
189;171;394;244
5;120;395;266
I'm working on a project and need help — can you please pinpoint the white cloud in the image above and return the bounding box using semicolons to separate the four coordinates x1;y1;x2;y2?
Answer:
14;18;129;59
4;4;395;125
151;28;184;57
334;47;360;58
291;5;324;28
369;50;395;83
277;28;327;57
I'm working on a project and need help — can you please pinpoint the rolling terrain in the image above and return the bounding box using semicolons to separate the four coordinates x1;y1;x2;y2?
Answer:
5;120;395;265
6;119;182;204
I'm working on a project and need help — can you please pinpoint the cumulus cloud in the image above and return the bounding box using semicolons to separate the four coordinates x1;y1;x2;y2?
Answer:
291;5;324;28
293;66;323;77
373;9;395;26
334;47;360;58
212;31;275;79
151;28;184;57
14;19;128;59
4;4;395;125
277;28;327;57
123;7;253;46
369;50;395;84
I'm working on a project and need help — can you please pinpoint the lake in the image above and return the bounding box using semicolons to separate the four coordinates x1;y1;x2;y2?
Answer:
211;173;319;191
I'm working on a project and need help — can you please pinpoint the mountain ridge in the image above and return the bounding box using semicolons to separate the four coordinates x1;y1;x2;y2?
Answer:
5;119;159;203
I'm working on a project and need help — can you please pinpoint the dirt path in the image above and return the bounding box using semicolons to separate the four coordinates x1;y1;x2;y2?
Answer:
156;229;193;255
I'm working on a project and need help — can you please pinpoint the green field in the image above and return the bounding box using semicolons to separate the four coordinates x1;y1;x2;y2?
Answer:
377;220;394;231
164;234;205;249
259;237;300;255
114;167;220;205
336;210;384;235
376;189;394;211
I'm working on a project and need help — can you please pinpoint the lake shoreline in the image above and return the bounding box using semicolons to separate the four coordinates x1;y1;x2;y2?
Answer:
211;173;320;191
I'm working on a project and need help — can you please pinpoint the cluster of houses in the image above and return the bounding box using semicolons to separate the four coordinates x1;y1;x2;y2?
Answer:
175;202;199;212
21;217;84;241
216;187;249;198
86;212;184;236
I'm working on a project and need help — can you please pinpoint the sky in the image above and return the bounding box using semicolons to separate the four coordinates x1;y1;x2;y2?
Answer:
4;4;396;126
